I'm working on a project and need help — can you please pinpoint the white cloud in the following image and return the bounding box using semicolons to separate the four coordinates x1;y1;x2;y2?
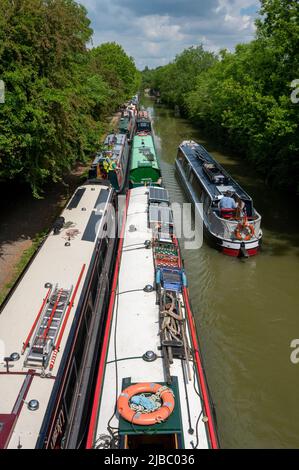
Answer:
138;15;185;42
79;0;260;69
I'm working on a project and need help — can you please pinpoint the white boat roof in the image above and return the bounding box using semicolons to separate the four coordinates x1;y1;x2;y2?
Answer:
0;183;113;449
90;187;211;449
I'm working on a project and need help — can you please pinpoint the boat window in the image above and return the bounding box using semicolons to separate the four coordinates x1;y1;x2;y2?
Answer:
202;192;211;211
84;298;93;331
124;434;179;450
190;171;203;199
181;158;188;172
177;149;184;163
63;359;78;420
90;271;99;306
96;236;108;277
177;151;188;172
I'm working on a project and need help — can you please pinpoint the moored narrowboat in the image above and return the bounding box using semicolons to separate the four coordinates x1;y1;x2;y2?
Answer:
88;133;130;193
86;186;219;450
129;135;162;187
135;110;152;135
0;182;118;449
118;107;136;142
175;140;262;257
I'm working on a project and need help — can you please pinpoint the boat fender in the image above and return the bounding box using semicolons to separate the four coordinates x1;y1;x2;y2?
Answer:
155;269;161;285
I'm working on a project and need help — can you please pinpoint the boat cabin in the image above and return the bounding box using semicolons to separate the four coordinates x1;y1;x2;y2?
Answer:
177;142;255;219
129;135;161;187
136;111;152;134
88;133;129;192
176;141;262;257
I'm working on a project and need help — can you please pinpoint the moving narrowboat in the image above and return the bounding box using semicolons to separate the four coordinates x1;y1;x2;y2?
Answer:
129;135;162;187
88;133;130;193
175;141;262;257
0;182;118;448
86;186;219;450
135;110;152;135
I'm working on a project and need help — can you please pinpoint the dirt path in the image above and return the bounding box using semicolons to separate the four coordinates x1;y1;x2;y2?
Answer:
0;240;32;288
0;112;121;303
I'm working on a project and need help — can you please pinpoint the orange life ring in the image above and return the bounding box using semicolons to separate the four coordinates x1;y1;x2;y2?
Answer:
117;382;175;425
235;222;255;241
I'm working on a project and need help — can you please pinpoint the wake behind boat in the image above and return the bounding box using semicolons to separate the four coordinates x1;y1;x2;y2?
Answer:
86;186;218;450
175;140;262;257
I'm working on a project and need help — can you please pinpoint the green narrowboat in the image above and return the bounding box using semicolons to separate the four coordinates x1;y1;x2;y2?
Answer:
129;135;162;187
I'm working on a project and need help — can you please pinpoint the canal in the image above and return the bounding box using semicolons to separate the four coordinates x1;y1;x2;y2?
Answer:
142;96;299;448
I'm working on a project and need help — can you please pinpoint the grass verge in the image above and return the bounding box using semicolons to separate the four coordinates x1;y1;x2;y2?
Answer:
0;231;47;308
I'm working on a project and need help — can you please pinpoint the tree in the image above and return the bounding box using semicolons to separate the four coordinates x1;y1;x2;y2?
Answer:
142;45;216;111
0;1;140;196
90;42;141;109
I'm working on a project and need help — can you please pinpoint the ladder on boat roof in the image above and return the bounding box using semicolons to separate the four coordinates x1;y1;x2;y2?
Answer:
24;284;73;369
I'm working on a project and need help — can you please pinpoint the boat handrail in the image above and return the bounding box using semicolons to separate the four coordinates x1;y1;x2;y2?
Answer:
208;210;261;239
212;211;262;223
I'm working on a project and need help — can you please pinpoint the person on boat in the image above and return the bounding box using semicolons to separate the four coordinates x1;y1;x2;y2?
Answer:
236;198;246;219
103;157;116;174
219;191;237;219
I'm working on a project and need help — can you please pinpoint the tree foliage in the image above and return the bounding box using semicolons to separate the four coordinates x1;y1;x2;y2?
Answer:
142;46;216;112
0;0;140;196
143;1;299;193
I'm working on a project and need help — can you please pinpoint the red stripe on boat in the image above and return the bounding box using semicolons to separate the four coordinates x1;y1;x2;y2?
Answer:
174;235;218;449
247;247;259;256
222;247;239;257
222;246;259;257
182;288;219;448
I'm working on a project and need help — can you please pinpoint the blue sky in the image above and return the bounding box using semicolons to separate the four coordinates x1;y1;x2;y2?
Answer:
80;0;260;69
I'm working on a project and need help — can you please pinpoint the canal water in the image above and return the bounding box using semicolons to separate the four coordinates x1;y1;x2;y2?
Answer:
142;97;299;448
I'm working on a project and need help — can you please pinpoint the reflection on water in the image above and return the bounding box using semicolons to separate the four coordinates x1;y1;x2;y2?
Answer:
143;97;299;448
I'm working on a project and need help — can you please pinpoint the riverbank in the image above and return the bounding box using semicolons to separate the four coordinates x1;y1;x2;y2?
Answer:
0;112;121;306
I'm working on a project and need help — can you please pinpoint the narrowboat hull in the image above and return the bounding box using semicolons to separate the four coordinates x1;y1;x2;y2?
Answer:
175;159;261;258
86;187;219;450
0;183;119;449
